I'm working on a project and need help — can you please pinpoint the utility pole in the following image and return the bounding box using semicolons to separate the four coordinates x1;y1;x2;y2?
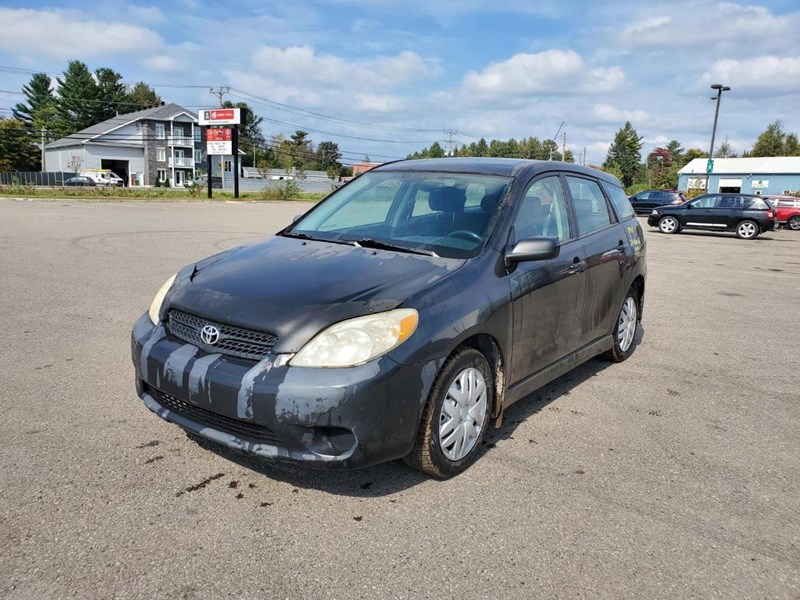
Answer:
210;87;230;190
583;146;587;166
562;131;566;162
444;129;458;156
41;127;46;173
549;121;564;160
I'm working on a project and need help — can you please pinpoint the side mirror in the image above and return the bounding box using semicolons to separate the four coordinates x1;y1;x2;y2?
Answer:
685;203;692;209
505;237;560;266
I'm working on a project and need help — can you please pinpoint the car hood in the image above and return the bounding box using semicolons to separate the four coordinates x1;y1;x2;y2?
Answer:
166;235;465;352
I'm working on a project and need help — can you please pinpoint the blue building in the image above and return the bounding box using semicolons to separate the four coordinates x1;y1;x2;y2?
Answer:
678;157;800;195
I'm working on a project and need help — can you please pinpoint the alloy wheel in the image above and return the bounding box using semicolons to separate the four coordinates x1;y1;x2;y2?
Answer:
737;221;757;238
788;216;800;231
659;216;678;234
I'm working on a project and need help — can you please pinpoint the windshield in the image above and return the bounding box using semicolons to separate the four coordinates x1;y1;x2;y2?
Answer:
286;171;511;258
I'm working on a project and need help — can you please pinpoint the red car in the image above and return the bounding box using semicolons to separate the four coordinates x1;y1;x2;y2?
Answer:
767;196;800;231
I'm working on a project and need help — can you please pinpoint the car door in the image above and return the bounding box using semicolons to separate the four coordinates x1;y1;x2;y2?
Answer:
630;191;650;213
684;194;723;228
564;175;628;346
507;174;587;384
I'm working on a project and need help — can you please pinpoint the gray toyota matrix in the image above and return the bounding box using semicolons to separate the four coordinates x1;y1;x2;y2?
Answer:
132;158;646;478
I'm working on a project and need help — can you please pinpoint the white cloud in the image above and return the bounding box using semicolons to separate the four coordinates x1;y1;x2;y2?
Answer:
143;54;181;72
354;93;406;113
249;46;442;89
591;103;651;125
462;50;625;97
700;56;800;94
127;5;166;23
0;8;163;57
621;3;800;52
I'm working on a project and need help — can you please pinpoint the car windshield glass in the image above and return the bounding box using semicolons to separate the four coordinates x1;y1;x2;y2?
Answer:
285;171;511;258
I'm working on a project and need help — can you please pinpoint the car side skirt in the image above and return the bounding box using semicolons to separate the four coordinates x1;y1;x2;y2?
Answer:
504;335;614;407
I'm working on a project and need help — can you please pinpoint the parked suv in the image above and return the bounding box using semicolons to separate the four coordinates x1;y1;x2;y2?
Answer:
132;158;646;478
628;189;685;215
766;196;800;230
647;193;777;239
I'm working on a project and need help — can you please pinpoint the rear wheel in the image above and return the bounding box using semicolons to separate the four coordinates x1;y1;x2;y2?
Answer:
404;347;493;478
658;216;680;234
787;215;800;231
603;288;639;363
736;220;759;239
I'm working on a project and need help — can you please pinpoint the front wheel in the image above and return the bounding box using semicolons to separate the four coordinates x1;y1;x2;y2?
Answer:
603;288;639;363
658;216;680;234
404;348;493;478
787;215;800;231
736;220;759;239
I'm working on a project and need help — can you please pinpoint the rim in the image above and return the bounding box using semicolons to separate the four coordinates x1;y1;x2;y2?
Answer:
617;296;637;353
659;217;677;233
438;367;488;462
788;217;800;231
738;221;756;238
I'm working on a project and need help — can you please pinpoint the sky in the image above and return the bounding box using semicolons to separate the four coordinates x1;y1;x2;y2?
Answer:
0;0;799;165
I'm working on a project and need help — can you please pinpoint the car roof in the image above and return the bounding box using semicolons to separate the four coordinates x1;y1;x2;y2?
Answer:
373;157;622;186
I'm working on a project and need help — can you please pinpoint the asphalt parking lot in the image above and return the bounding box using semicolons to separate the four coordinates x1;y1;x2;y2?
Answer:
1;197;799;599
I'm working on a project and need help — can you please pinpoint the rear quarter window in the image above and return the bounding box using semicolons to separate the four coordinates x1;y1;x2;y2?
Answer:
744;197;769;209
602;182;636;220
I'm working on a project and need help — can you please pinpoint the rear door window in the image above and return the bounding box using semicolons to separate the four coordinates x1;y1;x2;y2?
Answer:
602;182;636;220
566;176;615;235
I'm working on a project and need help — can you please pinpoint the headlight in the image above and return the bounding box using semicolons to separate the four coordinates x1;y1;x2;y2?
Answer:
148;273;177;324
651;209;658;215
290;308;418;368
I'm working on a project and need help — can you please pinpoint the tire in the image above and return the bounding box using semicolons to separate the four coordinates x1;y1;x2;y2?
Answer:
602;287;639;363
658;215;680;234
735;220;759;239
787;215;800;231
404;347;493;478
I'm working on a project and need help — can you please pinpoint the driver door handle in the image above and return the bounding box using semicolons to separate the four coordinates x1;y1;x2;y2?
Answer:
568;257;587;274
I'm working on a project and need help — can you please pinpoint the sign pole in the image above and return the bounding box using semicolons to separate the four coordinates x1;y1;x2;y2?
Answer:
207;127;212;199
233;125;240;199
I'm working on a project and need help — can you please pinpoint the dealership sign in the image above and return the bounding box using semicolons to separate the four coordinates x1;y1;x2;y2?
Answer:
198;108;241;126
207;128;232;155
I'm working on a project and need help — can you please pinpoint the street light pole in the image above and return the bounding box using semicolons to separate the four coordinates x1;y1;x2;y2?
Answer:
706;83;731;192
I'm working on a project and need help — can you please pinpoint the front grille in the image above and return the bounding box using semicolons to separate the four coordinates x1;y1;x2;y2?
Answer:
149;387;283;446
168;310;278;361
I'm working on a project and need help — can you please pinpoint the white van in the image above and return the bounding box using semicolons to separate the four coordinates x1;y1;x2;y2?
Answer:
80;170;124;187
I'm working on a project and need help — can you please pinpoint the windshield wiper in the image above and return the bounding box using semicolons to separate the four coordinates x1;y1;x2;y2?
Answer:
351;238;438;257
279;231;313;240
280;231;357;246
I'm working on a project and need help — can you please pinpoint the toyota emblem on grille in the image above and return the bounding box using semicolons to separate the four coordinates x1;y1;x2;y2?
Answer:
200;324;220;345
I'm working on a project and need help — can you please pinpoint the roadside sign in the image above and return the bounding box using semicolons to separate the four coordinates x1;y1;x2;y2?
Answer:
198;108;241;126
706;159;714;173
207;128;232;155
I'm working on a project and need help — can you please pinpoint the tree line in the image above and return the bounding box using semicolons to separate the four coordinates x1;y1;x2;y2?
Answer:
408;137;574;162
1;60;346;175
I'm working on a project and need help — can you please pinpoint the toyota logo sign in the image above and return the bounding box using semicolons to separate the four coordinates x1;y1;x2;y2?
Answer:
200;324;220;345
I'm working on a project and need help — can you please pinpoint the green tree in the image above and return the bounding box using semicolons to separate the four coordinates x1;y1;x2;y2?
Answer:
714;137;736;158
289;130;313;177
316;141;342;174
95;68;128;121
0;117;40;171
428;141;445;158
603;121;643;187
124;81;162;111
221;101;265;167
475;138;488;157
748;120;800;157
665;140;685;164
12;73;57;135
55;60;100;134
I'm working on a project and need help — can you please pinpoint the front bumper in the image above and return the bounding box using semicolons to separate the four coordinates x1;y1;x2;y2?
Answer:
646;214;660;227
131;313;440;469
